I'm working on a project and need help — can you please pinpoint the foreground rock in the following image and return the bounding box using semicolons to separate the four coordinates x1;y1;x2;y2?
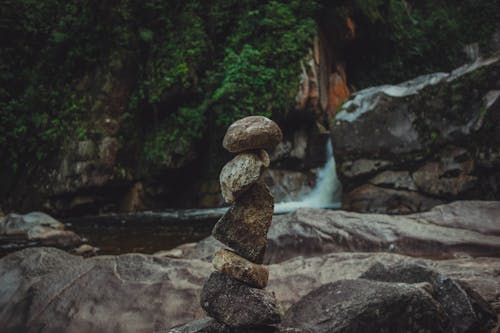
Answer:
212;181;274;263
176;201;500;264
0;212;81;248
200;272;282;327
360;262;496;333
1;248;499;332
331;55;500;213
223;116;283;153
282;279;450;333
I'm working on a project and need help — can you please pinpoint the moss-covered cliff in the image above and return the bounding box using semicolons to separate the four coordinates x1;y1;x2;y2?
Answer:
1;0;498;214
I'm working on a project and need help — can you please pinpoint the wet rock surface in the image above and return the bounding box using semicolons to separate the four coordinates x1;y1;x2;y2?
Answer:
200;271;282;327
212;248;269;289
212;181;274;263
282;279;450;333
223;116;283;153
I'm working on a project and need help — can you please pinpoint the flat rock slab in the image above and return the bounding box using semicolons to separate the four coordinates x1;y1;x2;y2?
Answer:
212;181;274;263
282;279;450;333
200;271;282;327
178;201;500;264
219;151;269;204
1;248;500;332
213;248;269;289
223;116;283;153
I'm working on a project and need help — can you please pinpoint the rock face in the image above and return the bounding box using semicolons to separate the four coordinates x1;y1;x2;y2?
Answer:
219;151;269;203
212;181;274;263
0;212;81;248
331;55;500;213
282;279;450;333
213;248;269;289
360;262;496;333
223;116;283;153
200;272;282;327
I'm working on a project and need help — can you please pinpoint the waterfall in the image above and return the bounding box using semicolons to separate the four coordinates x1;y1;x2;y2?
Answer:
274;138;342;213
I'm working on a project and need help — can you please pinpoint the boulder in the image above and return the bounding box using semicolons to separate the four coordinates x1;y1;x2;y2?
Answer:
360;262;496;332
212;181;274;263
282;279;449;333
212;248;269;289
200;271;282;327
0;212;81;248
219;151;269;204
331;55;500;212
223;116;283;153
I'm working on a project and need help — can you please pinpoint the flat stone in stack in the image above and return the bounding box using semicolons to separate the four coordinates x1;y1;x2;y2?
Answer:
212;180;274;263
212;248;269;289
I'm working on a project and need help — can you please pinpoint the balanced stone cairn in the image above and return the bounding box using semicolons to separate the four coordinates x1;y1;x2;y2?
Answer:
200;116;283;329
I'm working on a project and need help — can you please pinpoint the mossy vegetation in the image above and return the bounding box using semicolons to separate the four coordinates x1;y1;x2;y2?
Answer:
0;0;498;182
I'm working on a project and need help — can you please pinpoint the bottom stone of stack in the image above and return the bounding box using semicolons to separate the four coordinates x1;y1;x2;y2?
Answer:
213;248;269;289
200;271;282;327
169;317;284;333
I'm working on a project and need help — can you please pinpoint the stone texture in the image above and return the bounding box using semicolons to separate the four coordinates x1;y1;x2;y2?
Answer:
200;271;282;327
331;55;500;212
282;279;450;333
360;262;496;333
223;116;283;153
369;170;417;191
169;317;279;333
212;181;274;263
212;248;269;289
261;169;314;203
342;184;443;214
2;248;500;332
0;212;82;248
219;151;268;204
175;201;500;264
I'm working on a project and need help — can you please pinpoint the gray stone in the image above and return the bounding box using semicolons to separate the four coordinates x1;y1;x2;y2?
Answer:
219;151;268;204
200;271;282;327
223;116;283;153
212;248;269;289
361;262;496;333
212;181;274;263
169;317;278;333
282;279;450;333
369;170;417;191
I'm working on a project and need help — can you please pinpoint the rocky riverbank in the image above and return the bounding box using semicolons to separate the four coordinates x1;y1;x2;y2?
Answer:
0;201;499;332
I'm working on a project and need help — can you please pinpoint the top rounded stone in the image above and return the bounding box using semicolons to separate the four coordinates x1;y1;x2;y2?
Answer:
223;116;283;153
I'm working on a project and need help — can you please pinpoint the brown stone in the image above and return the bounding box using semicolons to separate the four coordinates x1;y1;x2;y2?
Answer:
200;271;282;327
213;248;269;289
212;181;274;263
219;151;268;204
223;116;283;153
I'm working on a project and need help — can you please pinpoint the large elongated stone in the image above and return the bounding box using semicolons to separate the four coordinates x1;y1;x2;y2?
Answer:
212;181;274;263
213;248;269;289
220;151;269;204
200;271;282;327
223;116;283;153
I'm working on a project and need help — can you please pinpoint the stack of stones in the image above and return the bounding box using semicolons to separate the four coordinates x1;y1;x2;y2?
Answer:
200;116;284;330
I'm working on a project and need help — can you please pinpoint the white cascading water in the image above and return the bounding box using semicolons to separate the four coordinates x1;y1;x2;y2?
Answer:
274;138;342;214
